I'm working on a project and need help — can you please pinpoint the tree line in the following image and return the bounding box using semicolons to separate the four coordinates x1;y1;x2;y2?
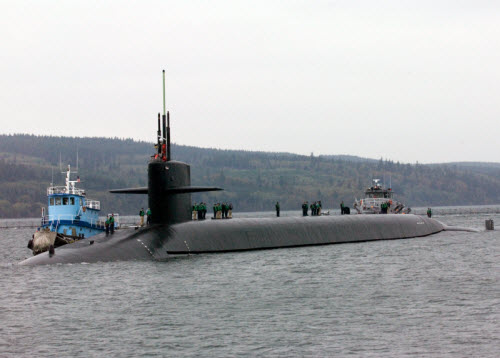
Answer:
0;134;499;218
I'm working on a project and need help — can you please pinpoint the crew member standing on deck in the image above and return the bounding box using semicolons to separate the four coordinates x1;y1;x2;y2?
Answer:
192;203;198;220
222;203;228;219
427;208;432;218
146;208;151;225
276;202;280;217
201;202;207;220
139;208;145;226
109;214;115;234
198;203;204;221
216;203;222;219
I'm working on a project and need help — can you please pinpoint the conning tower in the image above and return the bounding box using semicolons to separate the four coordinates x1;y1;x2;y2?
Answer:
110;70;222;224
148;160;192;224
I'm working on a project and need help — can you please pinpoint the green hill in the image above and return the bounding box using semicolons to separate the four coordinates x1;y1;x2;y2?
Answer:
0;134;499;218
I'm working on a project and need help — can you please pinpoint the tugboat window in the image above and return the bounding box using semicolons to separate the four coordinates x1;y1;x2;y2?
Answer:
63;197;69;205
50;198;54;206
70;197;75;205
55;197;61;205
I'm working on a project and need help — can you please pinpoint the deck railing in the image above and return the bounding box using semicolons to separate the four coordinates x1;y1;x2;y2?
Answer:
41;214;106;230
362;198;385;206
47;186;86;196
86;200;101;210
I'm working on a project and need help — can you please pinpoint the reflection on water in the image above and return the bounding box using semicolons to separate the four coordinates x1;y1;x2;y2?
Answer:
0;206;499;357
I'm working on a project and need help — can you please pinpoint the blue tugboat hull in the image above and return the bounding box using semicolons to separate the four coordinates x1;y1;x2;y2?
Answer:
41;220;104;237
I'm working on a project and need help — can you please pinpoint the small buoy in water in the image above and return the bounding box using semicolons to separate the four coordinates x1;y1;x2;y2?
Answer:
89;240;94;245
485;219;494;230
49;245;55;256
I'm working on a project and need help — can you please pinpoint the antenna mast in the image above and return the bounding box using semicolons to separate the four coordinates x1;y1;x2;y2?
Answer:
161;69;171;161
163;70;166;117
167;111;171;161
157;113;161;155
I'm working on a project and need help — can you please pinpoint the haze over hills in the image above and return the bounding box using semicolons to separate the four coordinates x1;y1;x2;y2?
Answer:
0;134;499;218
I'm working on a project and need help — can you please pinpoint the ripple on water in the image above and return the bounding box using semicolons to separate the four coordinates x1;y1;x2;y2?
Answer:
1;212;499;357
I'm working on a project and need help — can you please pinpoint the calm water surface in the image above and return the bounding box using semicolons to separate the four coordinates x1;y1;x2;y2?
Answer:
1;208;499;357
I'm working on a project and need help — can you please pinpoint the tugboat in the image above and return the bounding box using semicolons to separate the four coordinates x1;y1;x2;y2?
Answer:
27;165;109;255
353;179;409;214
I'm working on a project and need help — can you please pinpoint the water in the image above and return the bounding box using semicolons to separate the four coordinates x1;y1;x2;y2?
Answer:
1;208;499;357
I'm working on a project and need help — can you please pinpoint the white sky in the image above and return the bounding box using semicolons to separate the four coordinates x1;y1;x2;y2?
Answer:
1;0;499;163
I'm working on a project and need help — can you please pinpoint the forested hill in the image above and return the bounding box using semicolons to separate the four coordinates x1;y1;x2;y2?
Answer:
1;134;500;218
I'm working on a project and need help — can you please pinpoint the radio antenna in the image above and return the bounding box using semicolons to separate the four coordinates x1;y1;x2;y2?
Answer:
162;69;166;117
162;69;171;161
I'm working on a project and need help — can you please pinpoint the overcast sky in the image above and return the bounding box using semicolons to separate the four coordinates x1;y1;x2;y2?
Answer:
1;1;499;163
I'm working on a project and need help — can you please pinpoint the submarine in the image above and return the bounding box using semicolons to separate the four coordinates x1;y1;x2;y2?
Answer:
20;71;449;266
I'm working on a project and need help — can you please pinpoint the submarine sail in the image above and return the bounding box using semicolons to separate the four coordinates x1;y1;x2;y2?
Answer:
109;70;222;224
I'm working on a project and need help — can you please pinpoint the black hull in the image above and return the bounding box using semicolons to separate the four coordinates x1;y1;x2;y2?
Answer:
20;214;444;266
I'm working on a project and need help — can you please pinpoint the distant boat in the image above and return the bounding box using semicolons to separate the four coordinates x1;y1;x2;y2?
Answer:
353;179;410;214
28;165;112;255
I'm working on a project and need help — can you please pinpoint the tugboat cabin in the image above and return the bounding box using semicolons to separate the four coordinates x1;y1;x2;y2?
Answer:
41;165;104;238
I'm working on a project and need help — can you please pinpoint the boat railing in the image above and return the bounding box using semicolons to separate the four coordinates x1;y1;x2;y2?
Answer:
47;186;86;196
86;200;101;210
42;214;105;230
361;198;385;206
360;198;400;208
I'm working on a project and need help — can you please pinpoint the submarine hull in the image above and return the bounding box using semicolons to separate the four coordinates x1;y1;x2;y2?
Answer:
20;214;444;266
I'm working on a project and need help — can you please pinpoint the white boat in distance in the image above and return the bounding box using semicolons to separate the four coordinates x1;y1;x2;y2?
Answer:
353;179;410;214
